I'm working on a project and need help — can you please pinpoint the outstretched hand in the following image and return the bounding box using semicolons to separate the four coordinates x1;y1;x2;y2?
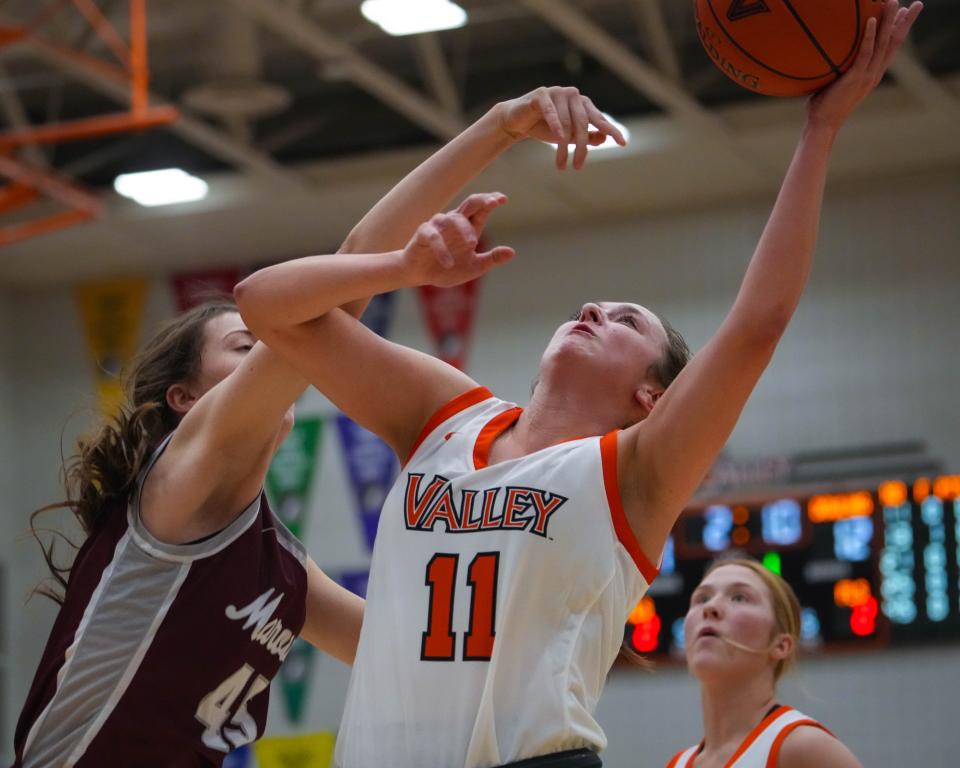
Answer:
807;0;923;131
402;193;516;288
495;86;627;171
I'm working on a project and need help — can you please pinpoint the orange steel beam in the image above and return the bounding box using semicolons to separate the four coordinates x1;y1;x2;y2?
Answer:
0;183;39;213
0;106;178;149
129;0;147;113
70;0;131;68
0;154;102;214
0;26;29;46
0;0;175;248
0;208;94;247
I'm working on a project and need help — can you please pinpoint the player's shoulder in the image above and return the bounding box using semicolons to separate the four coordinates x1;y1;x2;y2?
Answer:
775;722;862;768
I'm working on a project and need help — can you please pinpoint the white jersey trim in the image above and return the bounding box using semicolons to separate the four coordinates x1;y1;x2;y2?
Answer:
127;433;263;563
666;706;832;768
21;532;132;764
64;561;191;766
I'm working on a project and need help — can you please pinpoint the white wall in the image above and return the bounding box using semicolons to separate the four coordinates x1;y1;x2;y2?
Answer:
1;168;958;764
0;289;17;759
597;645;960;768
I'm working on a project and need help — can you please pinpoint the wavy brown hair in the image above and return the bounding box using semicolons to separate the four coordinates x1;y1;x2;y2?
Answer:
30;300;237;604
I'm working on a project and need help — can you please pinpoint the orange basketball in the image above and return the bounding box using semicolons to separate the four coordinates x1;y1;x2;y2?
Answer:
695;0;886;96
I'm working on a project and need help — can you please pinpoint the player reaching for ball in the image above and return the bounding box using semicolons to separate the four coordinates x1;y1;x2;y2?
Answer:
236;3;921;766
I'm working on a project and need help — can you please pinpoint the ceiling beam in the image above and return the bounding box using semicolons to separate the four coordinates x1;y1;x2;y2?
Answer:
226;0;467;141
0;60;47;167
887;47;960;121
413;33;460;116
521;0;772;180
632;0;682;83
0;12;307;190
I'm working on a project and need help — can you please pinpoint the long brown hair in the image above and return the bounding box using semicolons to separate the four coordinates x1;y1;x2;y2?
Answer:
30;300;237;604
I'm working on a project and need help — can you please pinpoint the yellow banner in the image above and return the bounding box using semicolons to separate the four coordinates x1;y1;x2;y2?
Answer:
75;278;147;416
254;732;336;768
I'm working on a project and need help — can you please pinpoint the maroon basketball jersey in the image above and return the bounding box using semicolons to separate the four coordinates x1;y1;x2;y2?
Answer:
12;435;308;767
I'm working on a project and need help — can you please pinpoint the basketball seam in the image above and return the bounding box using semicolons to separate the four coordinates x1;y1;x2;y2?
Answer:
838;1;866;70
777;0;843;76
704;0;836;82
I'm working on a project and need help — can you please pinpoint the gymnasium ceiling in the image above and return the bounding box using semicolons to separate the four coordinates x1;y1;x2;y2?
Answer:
1;0;959;285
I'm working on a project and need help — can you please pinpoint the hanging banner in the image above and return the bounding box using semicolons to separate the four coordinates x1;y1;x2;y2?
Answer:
264;417;323;540
339;570;370;599
254;732;336;768
416;278;481;371
335;413;397;552
223;745;251;768
278;637;315;725
171;268;245;311
264;416;323;725
75;277;147;416
359;291;396;338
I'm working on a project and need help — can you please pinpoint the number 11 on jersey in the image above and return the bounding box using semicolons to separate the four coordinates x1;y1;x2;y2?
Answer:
421;552;500;661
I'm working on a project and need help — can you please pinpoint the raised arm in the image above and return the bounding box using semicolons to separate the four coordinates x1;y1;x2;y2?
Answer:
236;86;624;455
335;85;623;315
236;195;515;458
620;1;923;561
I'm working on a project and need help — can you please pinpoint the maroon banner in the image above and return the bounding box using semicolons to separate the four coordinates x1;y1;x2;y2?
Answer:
417;277;481;372
171;268;245;311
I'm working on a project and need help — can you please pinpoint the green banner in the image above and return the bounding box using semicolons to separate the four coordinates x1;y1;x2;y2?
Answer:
265;416;323;539
265;415;323;724
279;637;315;725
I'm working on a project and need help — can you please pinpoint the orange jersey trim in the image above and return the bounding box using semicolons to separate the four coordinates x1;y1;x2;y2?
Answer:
403;386;493;467
599;431;659;585
719;705;792;768
473;407;523;469
665;749;687;768
765;719;833;768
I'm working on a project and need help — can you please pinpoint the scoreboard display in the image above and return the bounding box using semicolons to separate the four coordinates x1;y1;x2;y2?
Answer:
624;475;960;657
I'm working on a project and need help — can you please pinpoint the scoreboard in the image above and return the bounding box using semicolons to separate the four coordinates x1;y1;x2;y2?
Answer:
624;474;960;657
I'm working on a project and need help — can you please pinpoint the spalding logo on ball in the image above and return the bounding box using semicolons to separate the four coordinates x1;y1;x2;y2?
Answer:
695;0;886;96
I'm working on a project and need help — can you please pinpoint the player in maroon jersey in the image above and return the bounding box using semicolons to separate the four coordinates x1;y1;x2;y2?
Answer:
7;87;610;764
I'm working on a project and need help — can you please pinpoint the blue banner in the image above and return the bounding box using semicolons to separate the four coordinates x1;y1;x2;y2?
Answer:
335;414;398;552
359;291;396;338
224;745;251;768
340;569;370;599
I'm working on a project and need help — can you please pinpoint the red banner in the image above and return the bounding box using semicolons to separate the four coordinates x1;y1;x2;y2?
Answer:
171;268;245;311
417;278;481;372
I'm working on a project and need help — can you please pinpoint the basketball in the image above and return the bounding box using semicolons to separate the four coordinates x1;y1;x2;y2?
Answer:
695;0;886;96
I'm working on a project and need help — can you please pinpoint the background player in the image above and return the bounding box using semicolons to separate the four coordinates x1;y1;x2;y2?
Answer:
667;559;862;768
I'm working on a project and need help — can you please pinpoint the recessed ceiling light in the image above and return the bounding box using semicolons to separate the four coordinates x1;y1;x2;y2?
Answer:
113;168;209;207
360;0;467;36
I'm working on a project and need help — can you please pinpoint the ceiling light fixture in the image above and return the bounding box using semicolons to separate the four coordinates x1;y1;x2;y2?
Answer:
360;0;467;36
113;168;209;207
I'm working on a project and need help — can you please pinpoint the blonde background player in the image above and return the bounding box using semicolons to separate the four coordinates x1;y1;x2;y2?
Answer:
668;560;862;768
236;3;921;766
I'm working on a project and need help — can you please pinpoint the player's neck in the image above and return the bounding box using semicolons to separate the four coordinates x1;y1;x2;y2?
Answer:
510;392;614;455
699;675;777;761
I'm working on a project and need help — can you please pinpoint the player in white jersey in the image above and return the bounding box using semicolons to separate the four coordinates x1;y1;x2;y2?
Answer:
237;5;920;765
667;559;862;768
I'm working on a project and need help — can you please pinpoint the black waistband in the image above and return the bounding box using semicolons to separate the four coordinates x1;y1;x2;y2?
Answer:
496;748;602;768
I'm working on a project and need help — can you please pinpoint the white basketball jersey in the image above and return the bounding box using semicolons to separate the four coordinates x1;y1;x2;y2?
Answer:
666;706;832;768
334;388;658;768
